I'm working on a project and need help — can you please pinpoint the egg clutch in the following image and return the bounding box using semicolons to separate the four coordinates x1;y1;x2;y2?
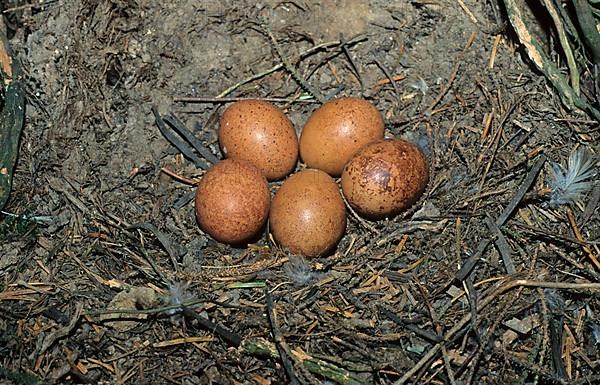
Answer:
194;97;429;257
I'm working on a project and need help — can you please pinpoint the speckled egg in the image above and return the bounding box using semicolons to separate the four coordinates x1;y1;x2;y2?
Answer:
219;99;298;181
195;159;270;244
299;97;384;177
269;169;346;257
341;138;429;219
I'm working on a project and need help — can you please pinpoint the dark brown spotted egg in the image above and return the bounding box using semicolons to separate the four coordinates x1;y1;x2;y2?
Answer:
341;138;429;219
219;99;298;181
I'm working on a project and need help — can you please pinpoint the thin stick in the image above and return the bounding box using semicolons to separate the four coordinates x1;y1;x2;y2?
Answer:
182;307;242;347
175;96;318;104
580;184;600;226
536;289;552;384
216;35;366;99
376;74;406;86
488;34;502;69
379;306;442;343
262;22;325;103
160;167;200;185
566;207;600;270
495;155;546;226
127;222;180;274
265;287;302;385
340;33;364;95
485;214;516;275
373;57;400;98
457;0;478;23
427;32;476;114
418;283;457;385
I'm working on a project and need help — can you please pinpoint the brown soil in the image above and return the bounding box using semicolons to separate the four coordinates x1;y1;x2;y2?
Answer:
1;1;598;384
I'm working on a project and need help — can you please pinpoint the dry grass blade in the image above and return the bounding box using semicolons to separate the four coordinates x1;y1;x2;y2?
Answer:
0;31;25;211
502;0;600;120
541;0;580;95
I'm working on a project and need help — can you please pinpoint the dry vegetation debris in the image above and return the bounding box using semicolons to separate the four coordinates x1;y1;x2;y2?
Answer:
0;1;599;384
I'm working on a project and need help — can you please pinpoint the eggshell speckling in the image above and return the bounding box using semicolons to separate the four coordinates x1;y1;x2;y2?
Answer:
195;159;270;244
341;138;429;219
269;169;346;257
219;99;298;181
299;97;384;176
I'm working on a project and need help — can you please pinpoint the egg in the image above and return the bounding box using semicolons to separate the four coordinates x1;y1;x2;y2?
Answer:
195;158;270;244
269;169;346;257
341;138;429;219
219;99;298;181
299;97;384;177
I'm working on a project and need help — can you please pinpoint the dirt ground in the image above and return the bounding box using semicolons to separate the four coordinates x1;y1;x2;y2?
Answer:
1;0;599;384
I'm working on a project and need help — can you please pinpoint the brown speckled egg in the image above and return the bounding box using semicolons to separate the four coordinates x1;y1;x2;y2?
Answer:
219;99;298;181
299;97;384;177
195;159;270;244
269;169;346;257
341;138;429;219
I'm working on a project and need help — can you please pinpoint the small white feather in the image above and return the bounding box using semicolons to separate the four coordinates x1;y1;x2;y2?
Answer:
165;281;192;316
284;256;321;286
548;147;596;207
